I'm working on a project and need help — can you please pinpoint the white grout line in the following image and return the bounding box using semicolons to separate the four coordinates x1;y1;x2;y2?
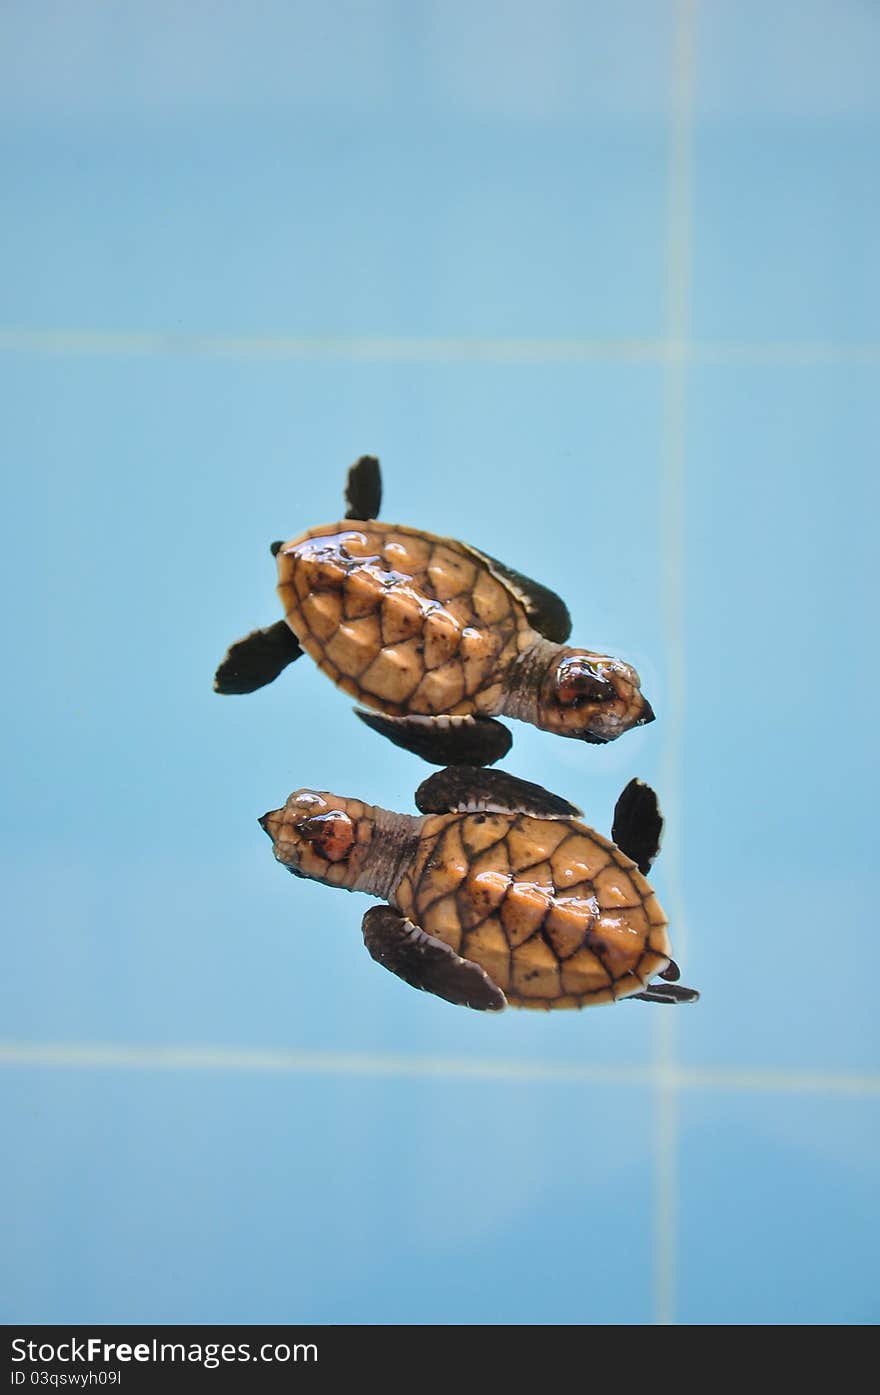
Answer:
654;0;699;1328
654;1081;679;1328
0;1043;653;1081
0;327;878;364
1;1042;879;1092
674;1067;880;1096
694;341;880;365
0;329;664;362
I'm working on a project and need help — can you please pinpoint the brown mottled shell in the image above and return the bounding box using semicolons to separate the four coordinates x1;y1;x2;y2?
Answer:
393;812;671;1009
276;523;534;717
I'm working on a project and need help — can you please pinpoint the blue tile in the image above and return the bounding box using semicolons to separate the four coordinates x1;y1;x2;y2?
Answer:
0;1068;655;1323
676;362;880;1072
678;1088;880;1324
0;1;677;124
1;3;672;339
693;1;880;340
696;0;879;124
3;119;668;338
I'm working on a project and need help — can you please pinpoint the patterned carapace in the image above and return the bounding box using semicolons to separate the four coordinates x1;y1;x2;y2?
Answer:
278;523;532;718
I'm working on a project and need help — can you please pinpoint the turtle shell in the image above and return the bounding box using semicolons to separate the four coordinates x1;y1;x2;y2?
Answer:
276;523;533;717
393;811;671;1009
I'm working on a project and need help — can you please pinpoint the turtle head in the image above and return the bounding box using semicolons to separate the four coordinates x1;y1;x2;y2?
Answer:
537;650;655;744
258;790;370;887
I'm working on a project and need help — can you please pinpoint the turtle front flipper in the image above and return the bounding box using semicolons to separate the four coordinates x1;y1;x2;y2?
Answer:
214;620;303;695
611;778;663;874
415;764;581;818
354;710;512;767
628;981;700;1005
462;544;572;643
362;905;506;1011
344;454;382;520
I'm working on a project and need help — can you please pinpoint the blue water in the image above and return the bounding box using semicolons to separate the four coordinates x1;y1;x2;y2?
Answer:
2;0;878;1325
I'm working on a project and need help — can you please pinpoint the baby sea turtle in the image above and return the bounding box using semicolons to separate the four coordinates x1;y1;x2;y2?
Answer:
215;456;654;766
258;767;699;1011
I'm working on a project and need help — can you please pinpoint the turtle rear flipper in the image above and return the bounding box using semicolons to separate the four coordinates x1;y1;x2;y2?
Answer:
462;544;572;644
415;765;581;818
344;455;382;520
629;981;700;1005
355;710;512;767
612;778;663;874
214;620;303;695
362;905;506;1011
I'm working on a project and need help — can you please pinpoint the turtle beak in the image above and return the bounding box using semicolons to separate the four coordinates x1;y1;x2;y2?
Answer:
258;810;283;840
637;700;655;726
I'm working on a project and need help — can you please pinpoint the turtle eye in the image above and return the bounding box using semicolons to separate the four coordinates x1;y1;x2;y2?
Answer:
298;810;355;862
555;657;615;706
